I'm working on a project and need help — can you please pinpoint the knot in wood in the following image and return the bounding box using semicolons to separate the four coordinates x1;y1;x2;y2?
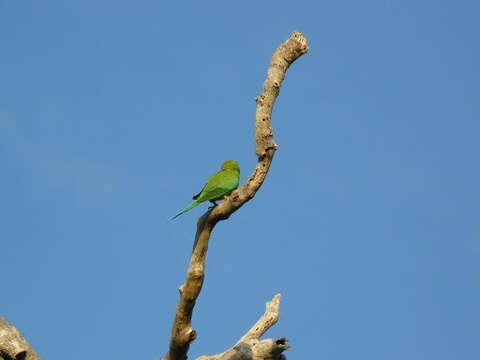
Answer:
188;264;204;280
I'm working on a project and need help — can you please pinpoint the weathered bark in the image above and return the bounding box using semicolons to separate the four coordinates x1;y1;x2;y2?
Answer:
165;31;309;360
195;294;290;360
0;316;42;360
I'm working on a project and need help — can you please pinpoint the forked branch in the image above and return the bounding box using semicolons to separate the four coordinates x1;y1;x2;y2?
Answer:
196;294;289;360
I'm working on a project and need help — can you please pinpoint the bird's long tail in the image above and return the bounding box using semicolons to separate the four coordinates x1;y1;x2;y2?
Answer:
167;200;200;222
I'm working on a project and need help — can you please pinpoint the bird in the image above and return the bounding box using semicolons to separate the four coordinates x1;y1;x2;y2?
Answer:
168;160;240;221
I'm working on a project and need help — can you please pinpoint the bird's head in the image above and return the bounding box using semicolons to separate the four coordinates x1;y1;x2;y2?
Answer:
221;160;240;172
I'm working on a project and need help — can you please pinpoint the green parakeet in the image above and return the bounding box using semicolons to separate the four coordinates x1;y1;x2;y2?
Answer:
168;160;240;221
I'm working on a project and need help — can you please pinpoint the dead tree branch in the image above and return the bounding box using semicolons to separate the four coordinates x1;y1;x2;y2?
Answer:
165;31;309;360
196;294;289;360
236;294;282;344
0;315;42;360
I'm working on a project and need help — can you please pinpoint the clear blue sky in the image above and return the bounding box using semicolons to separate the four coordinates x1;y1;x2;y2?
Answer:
1;1;479;359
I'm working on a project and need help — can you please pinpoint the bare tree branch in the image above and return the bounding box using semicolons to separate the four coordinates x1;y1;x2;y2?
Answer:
236;294;282;344
165;31;309;360
195;294;289;360
211;30;309;222
0;316;42;360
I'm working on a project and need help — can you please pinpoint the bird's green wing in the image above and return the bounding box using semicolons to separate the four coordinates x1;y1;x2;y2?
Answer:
196;169;240;203
192;170;226;200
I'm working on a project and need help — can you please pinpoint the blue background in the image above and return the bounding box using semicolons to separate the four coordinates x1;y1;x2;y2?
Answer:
1;1;479;359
